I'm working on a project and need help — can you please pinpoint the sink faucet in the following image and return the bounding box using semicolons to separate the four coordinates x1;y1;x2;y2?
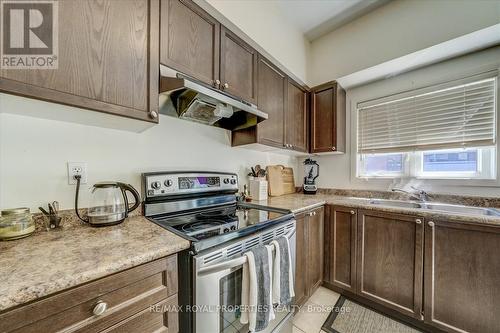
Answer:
392;186;429;202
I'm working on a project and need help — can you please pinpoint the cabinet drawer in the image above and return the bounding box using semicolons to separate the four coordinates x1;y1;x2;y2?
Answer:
102;295;178;333
1;255;178;333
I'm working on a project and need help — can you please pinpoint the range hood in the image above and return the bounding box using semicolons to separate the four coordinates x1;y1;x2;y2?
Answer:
159;66;267;130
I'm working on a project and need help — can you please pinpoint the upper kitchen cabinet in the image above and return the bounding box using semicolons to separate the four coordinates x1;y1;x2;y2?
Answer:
160;0;220;87
0;0;159;123
231;55;286;149
310;81;346;153
160;1;258;105
285;79;308;152
219;26;258;104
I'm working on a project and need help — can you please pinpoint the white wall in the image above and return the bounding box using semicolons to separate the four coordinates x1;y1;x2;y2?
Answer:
204;0;310;84
309;47;500;197
309;0;500;85
0;94;298;211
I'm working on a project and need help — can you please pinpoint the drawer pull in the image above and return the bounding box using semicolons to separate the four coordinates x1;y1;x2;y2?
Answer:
428;221;435;227
416;219;422;224
93;301;108;316
148;110;158;120
350;210;355;215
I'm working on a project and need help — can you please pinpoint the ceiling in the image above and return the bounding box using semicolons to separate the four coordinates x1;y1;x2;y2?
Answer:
275;0;391;41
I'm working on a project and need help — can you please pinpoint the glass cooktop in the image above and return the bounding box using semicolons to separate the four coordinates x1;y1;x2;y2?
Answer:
152;204;287;241
149;204;293;252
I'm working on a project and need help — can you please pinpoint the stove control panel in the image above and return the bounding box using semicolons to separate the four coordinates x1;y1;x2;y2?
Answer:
142;172;238;199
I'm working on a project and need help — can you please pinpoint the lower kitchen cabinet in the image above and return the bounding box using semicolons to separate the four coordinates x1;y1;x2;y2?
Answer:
294;206;324;306
324;205;357;293
0;255;179;333
424;220;500;333
307;206;324;295
294;212;308;306
357;210;424;320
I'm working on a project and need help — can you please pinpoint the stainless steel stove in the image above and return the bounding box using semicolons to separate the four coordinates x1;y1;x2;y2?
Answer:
142;171;296;333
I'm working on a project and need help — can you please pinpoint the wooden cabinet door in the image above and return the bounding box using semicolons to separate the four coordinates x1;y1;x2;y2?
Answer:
325;206;357;293
357;210;424;320
255;55;285;148
0;0;158;122
311;82;346;153
424;220;500;333
307;207;324;295
160;0;220;87
219;26;258;104
285;80;308;152
294;212;308;306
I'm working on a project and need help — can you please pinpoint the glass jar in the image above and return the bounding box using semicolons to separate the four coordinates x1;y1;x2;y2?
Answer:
0;208;35;240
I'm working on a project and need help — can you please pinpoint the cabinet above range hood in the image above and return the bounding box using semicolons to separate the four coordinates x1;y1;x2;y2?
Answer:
158;66;267;130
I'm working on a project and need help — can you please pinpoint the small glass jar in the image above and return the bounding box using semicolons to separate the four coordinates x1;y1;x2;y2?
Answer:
0;208;35;240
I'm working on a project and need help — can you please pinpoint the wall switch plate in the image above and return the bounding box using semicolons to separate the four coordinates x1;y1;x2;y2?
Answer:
68;162;87;185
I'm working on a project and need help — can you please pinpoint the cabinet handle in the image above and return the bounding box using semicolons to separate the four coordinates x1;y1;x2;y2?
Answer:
332;146;336;151
350;210;355;215
215;79;221;85
223;82;229;89
92;301;108;316
313;211;316;216
428;221;435;227
416;219;422;224
148;110;158;120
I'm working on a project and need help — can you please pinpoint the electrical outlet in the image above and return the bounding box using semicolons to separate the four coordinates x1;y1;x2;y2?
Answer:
68;162;88;185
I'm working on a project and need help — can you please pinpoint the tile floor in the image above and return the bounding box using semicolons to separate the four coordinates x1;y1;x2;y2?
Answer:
292;287;341;333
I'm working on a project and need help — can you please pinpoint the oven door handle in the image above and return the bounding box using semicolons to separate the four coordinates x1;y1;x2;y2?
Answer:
198;228;296;276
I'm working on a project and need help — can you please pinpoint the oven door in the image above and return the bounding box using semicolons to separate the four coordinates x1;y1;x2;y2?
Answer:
193;221;296;333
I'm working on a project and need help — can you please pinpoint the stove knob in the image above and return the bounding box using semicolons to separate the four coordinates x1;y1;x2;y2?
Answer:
230;179;236;185
223;228;230;233
230;225;236;231
164;179;173;187
151;181;161;190
223;178;230;184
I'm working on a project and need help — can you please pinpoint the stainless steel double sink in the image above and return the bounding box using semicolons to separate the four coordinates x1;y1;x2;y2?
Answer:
345;197;500;217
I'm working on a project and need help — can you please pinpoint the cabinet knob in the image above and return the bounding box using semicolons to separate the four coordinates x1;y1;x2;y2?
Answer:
223;82;229;89
92;301;108;316
332;146;336;151
428;221;435;227
350;210;355;215
215;79;221;85
149;110;158;120
416;219;422;224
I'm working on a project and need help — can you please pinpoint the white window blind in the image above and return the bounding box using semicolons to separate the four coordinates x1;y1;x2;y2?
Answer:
357;73;497;154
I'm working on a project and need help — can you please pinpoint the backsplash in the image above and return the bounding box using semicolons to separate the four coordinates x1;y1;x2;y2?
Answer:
0;97;298;211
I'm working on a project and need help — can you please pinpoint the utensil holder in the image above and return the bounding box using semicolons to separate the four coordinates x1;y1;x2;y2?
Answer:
249;177;268;201
43;214;63;230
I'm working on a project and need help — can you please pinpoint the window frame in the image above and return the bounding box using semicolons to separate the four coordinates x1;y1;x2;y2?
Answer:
351;67;500;186
357;147;496;180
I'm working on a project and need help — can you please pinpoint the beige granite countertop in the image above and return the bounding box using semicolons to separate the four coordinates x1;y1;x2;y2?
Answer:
0;216;190;312
252;193;500;227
